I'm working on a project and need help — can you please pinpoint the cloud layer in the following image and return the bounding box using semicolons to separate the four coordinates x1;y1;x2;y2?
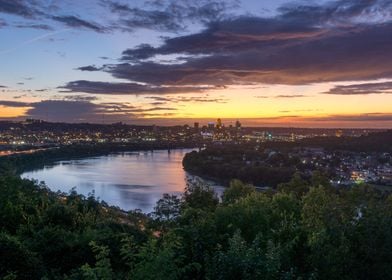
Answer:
0;0;237;32
63;0;392;96
324;81;392;95
60;80;217;95
0;99;179;122
1;0;392;126
2;98;391;128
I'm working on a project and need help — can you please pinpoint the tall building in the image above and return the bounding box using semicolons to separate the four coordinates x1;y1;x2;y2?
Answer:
216;118;222;129
235;120;242;129
208;122;215;129
194;122;199;130
336;130;343;137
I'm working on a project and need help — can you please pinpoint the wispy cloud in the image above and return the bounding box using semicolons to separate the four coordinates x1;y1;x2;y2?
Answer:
0;0;42;18
0;28;70;55
51;16;107;33
146;95;228;104
324;81;392;95
60;80;219;95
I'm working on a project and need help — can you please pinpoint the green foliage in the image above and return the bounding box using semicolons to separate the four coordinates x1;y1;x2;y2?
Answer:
79;241;113;280
152;194;181;222
182;179;219;211
222;179;256;205
206;230;282;280
182;147;296;187
1;170;392;279
0;174;148;279
0;232;42;280
131;238;185;280
278;172;309;197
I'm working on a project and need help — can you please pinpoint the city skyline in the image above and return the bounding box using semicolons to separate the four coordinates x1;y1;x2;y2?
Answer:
1;0;392;128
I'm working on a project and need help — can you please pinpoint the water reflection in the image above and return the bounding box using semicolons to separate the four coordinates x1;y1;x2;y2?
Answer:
22;149;224;212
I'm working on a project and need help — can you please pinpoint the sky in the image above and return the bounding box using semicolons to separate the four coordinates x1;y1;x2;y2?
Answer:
0;0;392;128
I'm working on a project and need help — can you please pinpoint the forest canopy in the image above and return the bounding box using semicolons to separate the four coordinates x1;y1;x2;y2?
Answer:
1;172;392;279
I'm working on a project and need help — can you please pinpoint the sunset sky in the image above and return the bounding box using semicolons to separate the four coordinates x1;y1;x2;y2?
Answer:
1;0;392;128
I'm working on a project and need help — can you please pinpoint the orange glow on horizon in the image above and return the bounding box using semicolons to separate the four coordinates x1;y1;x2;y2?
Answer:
0;106;30;118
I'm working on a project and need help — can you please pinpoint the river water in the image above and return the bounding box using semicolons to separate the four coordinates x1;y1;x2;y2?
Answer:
21;149;224;213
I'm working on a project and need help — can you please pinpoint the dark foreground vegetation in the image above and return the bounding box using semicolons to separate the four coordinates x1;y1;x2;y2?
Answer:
1;171;392;279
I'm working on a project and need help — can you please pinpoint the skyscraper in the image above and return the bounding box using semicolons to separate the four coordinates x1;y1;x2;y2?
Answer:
216;118;222;129
235;120;242;129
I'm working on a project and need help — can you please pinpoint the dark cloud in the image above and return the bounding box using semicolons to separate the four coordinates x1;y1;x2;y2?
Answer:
0;99;178;123
0;100;30;107
51;16;106;32
0;85;7;88
14;23;53;30
121;15;324;61
275;95;308;98
146;95;228;103
60;80;216;95
109;4;183;32
111;19;392;86
0;0;41;18
106;0;238;32
279;0;392;26
76;65;103;71
324;81;392;95
0;0;237;33
81;0;389;88
0;18;6;27
0;1;106;33
25;100;125;122
61;95;99;102
149;101;166;106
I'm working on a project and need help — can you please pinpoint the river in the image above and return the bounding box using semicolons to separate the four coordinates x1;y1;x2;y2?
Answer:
21;149;224;212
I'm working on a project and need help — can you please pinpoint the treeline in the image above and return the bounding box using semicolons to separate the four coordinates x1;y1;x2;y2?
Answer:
182;147;298;187
272;130;392;153
1;174;392;279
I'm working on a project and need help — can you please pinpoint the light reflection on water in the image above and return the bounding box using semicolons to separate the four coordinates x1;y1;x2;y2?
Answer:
21;149;224;213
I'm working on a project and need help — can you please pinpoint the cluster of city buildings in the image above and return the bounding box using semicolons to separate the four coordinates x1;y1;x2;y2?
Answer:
0;119;379;149
290;148;392;186
0;119;390;187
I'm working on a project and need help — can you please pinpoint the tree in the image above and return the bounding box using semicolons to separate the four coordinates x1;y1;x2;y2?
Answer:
301;187;352;279
0;233;43;280
152;194;181;222
277;172;309;197
182;179;218;211
222;180;255;205
78;241;113;280
206;230;282;280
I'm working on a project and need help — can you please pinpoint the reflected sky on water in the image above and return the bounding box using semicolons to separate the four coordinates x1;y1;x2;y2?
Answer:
22;149;224;213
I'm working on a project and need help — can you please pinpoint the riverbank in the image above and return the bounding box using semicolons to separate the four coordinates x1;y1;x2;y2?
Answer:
20;148;198;212
0;142;197;175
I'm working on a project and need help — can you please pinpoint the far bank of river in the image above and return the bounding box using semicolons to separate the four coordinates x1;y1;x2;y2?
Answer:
21;149;225;213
